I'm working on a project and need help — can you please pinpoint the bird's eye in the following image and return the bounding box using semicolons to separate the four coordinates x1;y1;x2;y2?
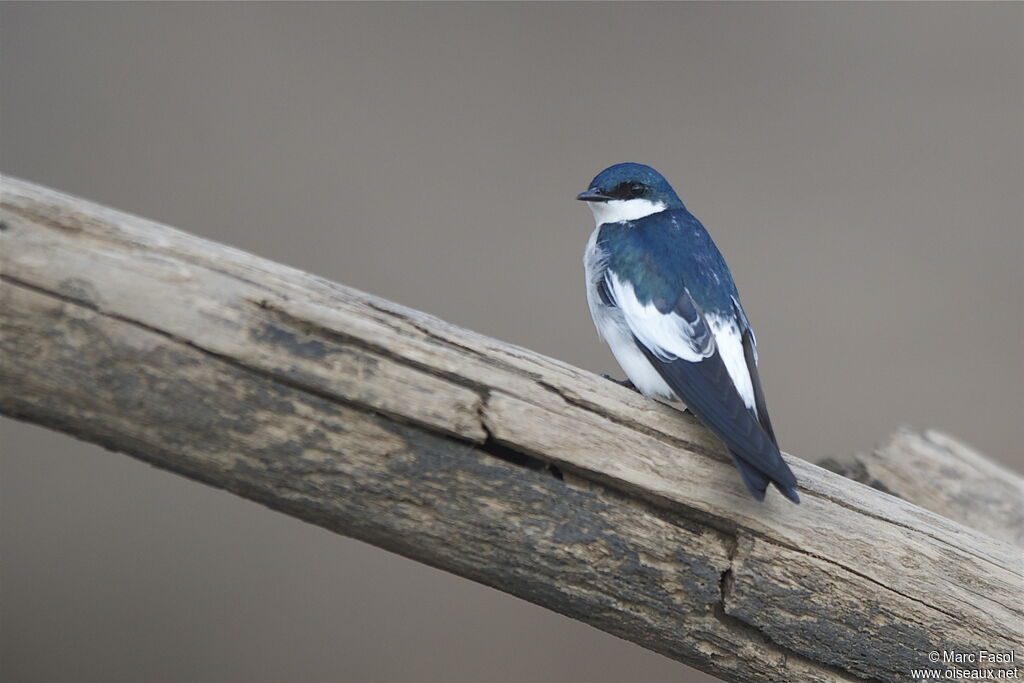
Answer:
611;181;646;199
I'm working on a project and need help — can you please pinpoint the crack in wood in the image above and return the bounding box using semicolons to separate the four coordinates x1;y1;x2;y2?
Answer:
3;175;1021;683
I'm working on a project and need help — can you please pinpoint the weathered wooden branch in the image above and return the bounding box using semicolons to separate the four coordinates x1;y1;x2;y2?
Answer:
1;176;1021;683
821;430;1024;548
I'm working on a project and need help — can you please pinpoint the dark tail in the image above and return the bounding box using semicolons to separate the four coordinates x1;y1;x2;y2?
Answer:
633;334;801;504
730;451;801;504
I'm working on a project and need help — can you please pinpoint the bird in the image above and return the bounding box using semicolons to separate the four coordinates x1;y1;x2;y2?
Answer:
577;162;799;503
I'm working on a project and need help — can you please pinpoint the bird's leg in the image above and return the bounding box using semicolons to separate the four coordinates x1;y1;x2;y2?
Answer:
600;374;639;393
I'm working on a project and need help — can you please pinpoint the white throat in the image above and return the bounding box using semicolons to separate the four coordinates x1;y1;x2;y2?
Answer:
588;198;667;226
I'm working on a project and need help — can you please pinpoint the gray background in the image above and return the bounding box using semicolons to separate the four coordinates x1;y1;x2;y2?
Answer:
1;3;1021;682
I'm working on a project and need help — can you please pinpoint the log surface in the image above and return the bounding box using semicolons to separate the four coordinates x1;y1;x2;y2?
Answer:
1;176;1021;683
822;430;1024;548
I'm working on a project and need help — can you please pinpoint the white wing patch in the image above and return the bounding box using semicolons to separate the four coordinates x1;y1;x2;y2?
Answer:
583;230;677;400
731;294;757;363
583;225;760;418
607;270;757;414
707;313;756;413
609;274;712;364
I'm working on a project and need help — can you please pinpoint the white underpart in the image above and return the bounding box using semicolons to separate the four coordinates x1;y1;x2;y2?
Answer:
583;227;759;413
707;313;757;413
587;198;666;226
584;229;676;401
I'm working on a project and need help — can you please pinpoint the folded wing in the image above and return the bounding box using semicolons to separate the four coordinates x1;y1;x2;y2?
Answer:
607;274;799;502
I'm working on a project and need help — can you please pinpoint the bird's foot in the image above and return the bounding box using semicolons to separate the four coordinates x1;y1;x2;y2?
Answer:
600;374;639;393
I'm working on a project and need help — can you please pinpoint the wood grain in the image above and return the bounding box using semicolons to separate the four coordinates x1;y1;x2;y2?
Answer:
2;175;1021;682
822;430;1024;547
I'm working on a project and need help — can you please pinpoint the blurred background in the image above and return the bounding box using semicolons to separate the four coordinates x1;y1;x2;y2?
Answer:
1;3;1021;682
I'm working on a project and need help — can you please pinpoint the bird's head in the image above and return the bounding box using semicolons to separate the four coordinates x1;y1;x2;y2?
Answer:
576;163;683;225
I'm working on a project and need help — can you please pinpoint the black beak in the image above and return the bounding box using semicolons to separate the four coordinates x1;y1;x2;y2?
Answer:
576;188;612;202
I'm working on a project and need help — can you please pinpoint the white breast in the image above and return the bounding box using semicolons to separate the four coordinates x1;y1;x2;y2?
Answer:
583;228;677;402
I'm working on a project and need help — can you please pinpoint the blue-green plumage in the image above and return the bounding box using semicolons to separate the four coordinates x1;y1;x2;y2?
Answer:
579;163;799;503
596;209;739;318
